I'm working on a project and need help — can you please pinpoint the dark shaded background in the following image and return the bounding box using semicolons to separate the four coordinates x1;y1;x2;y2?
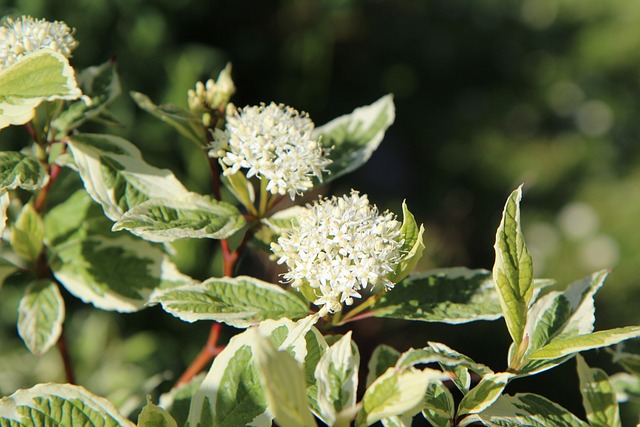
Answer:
2;0;640;424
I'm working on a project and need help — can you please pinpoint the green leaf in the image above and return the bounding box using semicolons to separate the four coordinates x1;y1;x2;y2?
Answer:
0;152;49;191
17;279;65;355
358;367;447;426
11;202;44;262
458;372;514;416
155;276;310;327
0;256;17;288
397;342;493;395
67;133;192;221
422;382;455;427
0;50;82;130
113;194;245;242
252;330;317;427
528;326;640;360
131;91;206;146
220;168;255;213
138;397;178;427
608;342;640;377
466;393;588;427
159;373;206;427
315;94;395;182
53;58;121;133
304;328;329;419
608;372;640;403
188;331;268;427
515;271;608;375
493;186;533;352
371;267;503;323
0;383;134;426
315;332;360;426
388;201;425;283
188;317;317;427
48;233;191;312
367;345;401;387
576;355;621;427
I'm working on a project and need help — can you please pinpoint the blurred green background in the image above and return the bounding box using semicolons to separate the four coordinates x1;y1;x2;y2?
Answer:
1;0;640;423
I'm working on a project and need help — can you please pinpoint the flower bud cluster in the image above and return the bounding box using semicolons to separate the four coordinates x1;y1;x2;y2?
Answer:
0;16;77;69
210;102;331;200
187;67;235;115
272;191;404;313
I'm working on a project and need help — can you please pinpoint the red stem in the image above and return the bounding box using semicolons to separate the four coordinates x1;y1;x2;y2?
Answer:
56;330;76;384
176;322;224;386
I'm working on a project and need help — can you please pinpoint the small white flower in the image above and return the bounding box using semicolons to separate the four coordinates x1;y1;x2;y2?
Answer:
209;102;331;200
272;191;404;313
0;16;78;69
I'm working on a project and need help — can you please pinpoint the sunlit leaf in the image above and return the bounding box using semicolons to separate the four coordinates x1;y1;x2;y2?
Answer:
576;355;621;427
67;133;192;221
113;195;245;242
17;279;65;355
458;372;514;416
388;201;425;283
0;152;48;191
137;397;178;427
315;94;395;182
493;186;533;354
315;332;360;426
371;267;502;323
155;276;310;328
252;330;316;427
466;393;588;427
0;383;134;426
11;202;44;262
0;50;81;129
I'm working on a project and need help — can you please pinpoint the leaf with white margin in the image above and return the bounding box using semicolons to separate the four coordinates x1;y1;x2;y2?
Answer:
0;152;49;191
113;194;245;242
138;397;178;427
576;355;621;427
49;233;192;312
458;372;514;416
609;372;640;402
159;373;205;427
397;342;493;395
315;331;360;426
463;393;588;427
357;367;448;426
187;316;319;427
0;49;82;130
372;268;503;324
53;58;121;134
17;279;65;355
0;382;134;426
528;326;640;360
388;201;425;284
493;185;534;353
155;276;310;328
67;133;191;221
422;382;455;427
515;271;608;375
367;345;401;387
315;94;395;182
11;202;44;262
252;330;316;427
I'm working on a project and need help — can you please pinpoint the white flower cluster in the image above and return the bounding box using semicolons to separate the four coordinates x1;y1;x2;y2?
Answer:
0;16;78;69
272;191;404;313
209;103;331;200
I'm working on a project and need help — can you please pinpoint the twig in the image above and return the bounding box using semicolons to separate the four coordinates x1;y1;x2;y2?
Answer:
56;329;76;384
175;322;224;386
